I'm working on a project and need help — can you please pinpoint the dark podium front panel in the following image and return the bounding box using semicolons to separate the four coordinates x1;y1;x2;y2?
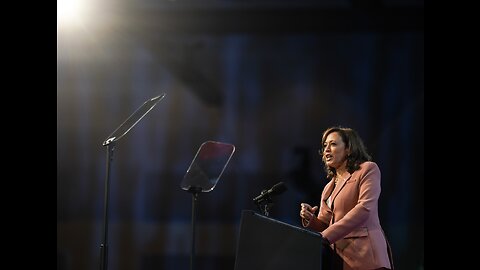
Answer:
234;210;324;270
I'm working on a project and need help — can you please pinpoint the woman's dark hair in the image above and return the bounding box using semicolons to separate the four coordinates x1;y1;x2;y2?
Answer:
321;126;372;179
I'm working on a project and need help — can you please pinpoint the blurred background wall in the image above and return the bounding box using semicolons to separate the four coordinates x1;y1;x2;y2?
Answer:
57;0;424;269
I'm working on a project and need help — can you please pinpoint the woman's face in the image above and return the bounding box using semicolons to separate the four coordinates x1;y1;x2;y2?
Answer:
322;131;349;169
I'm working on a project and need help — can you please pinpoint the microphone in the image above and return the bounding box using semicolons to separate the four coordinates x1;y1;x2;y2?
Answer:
253;182;287;204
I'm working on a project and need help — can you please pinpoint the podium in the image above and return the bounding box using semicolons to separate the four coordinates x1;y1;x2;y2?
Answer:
234;210;330;270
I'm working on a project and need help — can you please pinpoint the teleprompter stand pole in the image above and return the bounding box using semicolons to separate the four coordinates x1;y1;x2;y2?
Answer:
189;187;202;270
99;138;116;270
97;92;166;270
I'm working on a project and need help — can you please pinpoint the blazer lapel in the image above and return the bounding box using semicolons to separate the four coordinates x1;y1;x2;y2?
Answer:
331;172;352;204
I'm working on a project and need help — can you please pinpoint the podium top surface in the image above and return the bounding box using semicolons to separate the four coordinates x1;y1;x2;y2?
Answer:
241;210;321;237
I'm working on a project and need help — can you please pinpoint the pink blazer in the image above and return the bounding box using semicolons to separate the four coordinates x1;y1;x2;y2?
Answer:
303;161;393;270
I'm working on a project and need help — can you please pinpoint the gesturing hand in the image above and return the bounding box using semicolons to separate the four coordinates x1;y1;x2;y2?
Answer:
300;203;318;222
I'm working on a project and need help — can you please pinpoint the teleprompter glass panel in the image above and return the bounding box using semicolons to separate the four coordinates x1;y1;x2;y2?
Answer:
180;141;235;192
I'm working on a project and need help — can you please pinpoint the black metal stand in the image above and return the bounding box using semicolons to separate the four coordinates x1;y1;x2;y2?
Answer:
255;198;273;217
261;203;272;217
189;187;202;270
97;93;166;270
179;141;235;270
99;139;116;270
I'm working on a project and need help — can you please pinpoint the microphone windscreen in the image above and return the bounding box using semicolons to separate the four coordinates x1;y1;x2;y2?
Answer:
271;182;287;195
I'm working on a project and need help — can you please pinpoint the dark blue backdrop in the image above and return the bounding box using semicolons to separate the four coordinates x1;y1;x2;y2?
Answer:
57;1;423;270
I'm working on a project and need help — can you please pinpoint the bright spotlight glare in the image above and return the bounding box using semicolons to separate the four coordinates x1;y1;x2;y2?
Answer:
58;0;85;27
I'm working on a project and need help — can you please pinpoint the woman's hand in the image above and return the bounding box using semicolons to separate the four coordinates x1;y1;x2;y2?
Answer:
300;203;318;222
